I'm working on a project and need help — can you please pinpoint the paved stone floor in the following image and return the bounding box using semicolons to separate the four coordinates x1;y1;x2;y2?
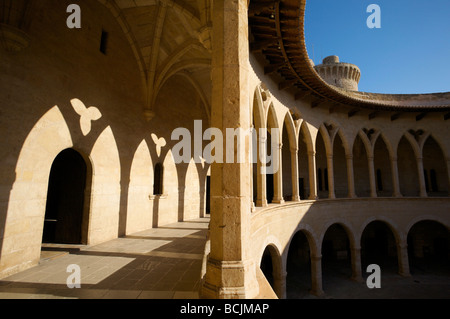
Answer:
0;218;210;299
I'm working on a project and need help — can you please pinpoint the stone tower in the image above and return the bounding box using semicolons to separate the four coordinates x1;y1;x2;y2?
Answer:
314;55;361;91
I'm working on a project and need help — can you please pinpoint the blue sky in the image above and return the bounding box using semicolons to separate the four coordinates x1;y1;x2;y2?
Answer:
304;0;450;94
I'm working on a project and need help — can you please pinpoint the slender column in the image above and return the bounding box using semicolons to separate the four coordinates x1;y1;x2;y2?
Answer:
350;245;363;282
308;151;318;200
368;156;378;198
326;154;336;199
201;0;258;299
309;253;324;296
397;241;411;277
272;143;285;204
416;157;428;197
256;134;268;207
290;147;301;201
346;154;357;198
390;156;402;197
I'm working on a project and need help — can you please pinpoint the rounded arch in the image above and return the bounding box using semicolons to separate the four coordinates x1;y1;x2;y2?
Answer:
405;215;450;235
359;216;403;245
286;223;321;258
319;219;358;250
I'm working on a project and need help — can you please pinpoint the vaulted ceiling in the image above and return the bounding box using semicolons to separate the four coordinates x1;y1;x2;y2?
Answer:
98;0;213;121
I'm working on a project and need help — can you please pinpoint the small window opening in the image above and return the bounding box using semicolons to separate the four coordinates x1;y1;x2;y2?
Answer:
100;30;109;54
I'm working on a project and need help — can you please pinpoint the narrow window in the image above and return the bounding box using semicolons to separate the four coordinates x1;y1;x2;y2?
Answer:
100;30;109;55
154;163;163;195
324;168;329;191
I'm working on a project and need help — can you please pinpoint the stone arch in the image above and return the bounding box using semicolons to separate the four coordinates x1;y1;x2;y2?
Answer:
1;106;73;277
154;150;179;226
422;135;449;196
282;112;298;201
266;103;281;203
258;239;284;298
333;131;349;198
407;218;449;274
126;139;154;235
88;126;122;245
373;133;394;197
398;135;420;197
184;158;202;220
359;217;403;274
353;134;371;198
298;121;314;199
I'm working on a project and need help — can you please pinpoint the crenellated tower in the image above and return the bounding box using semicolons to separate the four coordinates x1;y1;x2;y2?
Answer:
314;55;361;91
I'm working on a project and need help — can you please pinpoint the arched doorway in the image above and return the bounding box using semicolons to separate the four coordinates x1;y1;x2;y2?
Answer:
321;224;352;291
374;136;393;197
361;221;398;274
408;220;449;274
286;231;311;298
43;149;89;244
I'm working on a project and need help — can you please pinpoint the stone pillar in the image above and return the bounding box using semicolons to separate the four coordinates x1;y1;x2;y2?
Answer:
272;143;285;204
309;253;324;296
346;154;357;198
201;0;258;299
308;151;318;200
390;156;402;197
397;242;411;277
256;134;268;207
290;147;301;201
350;245;363;282
416;157;428;197
273;270;287;299
326;154;336;199
368;156;378;198
447;158;450;196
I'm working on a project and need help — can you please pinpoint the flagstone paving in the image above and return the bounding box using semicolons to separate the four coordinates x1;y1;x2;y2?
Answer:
0;218;210;299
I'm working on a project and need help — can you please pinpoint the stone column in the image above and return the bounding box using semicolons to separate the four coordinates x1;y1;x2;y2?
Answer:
350;245;363;282
368;156;378;198
346;154;357;198
390;156;402;197
416;157;428;197
308;151;318;200
256;134;268;207
397;242;411;277
273;270;287;299
272;143;285;204
326;154;336;199
290;147;301;201
201;0;258;299
309;253;324;296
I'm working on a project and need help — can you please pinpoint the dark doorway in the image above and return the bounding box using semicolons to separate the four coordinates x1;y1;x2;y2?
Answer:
206;175;211;214
43;149;87;244
408;220;449;275
361;221;398;274
286;231;311;298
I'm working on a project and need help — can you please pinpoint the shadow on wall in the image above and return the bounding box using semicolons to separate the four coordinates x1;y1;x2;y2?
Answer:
0;100;210;279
